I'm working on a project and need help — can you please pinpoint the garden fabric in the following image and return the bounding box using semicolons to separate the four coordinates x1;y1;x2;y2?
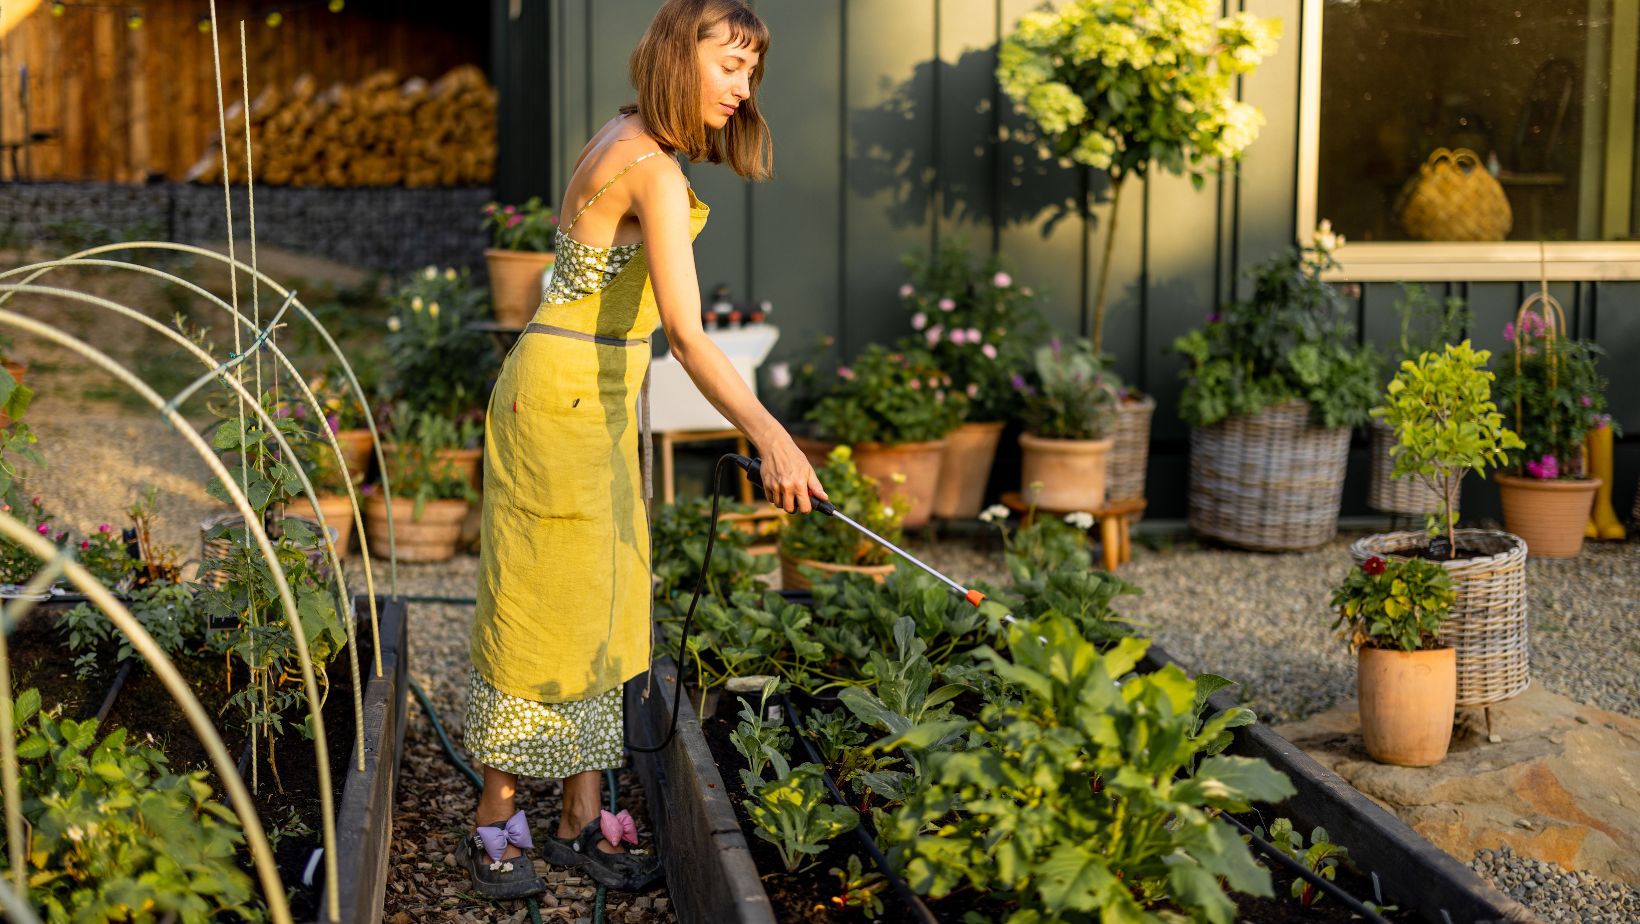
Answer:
468;151;710;777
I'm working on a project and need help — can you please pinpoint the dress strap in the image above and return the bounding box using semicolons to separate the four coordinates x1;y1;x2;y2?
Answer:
563;150;664;233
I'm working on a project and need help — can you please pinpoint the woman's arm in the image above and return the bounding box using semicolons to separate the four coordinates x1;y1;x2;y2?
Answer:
631;161;827;513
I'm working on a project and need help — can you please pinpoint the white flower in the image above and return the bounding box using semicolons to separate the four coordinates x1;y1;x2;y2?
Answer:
423;266;438;280
898;283;915;298
768;362;793;389
1064;511;1095;530
387;316;401;332
1311;219;1344;254
882;506;895;518
410;296;423;312
978;503;1011;524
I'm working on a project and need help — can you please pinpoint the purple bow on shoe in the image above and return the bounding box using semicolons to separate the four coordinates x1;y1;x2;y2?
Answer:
477;810;535;864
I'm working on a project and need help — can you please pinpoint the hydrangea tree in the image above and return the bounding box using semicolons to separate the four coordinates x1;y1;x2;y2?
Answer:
998;0;1281;354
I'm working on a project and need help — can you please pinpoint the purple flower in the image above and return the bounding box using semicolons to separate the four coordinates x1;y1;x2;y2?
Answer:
1525;454;1560;480
1504;321;1516;341
360;483;379;496
992;271;1012;288
982;343;998;360
1580;395;1592;407
836;366;855;381
938;297;956;312
1011;373;1028;391
1207;311;1222;323
326;414;341;434
1050;337;1062;357
80;539;90;551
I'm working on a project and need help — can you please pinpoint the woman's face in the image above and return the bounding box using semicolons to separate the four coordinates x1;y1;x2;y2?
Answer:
697;24;759;131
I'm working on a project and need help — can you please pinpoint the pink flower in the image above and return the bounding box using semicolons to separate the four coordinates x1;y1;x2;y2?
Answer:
909;378;922;390
966;382;979;398
925;325;944;346
98;523;110;533
982;343;998;360
1525;454;1560;480
992;271;1012;288
926;378;940;390
502;205;516;215
80;540;90;551
938;297;956;312
483;203;497;215
507;214;523;228
836;366;855;381
898;283;915;298
911;312;927;331
965;327;981;342
949;328;968;345
1580;395;1592;407
36;523;49;535
1503;321;1515;341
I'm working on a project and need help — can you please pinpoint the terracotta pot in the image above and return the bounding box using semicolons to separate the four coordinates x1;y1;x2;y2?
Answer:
485;248;557;327
331;428;376;485
1107;395;1155;504
852;439;947;529
778;552;895;592
791;433;836;471
1495;472;1601;558
363;495;469;562
1358;646;1457;766
0;359;27;429
437;447;484;492
1019;432;1114;512
305;493;358;561
932;421;1005;520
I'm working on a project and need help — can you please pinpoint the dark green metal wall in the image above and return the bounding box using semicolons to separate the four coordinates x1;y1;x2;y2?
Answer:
523;0;1638;521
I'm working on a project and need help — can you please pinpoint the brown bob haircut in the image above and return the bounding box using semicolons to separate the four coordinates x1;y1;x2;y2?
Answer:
623;0;772;180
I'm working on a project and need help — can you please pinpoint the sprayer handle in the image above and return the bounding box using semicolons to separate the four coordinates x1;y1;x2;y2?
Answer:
729;454;837;516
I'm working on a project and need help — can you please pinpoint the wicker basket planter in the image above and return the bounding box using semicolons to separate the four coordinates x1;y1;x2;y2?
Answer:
1349;529;1529;707
1187;401;1350;551
1107;395;1155;504
1495;472;1600;559
1367;419;1457;516
932;421;1005;520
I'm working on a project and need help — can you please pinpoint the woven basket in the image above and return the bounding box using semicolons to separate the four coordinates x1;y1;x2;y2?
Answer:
1108;395;1155;505
199;511;336;589
1396;147;1512;242
1349;530;1528;707
1188;400;1350;551
1366;419;1458;515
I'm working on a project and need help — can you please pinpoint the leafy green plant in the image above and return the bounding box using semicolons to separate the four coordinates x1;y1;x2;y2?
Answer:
1175;238;1380;430
1330;555;1454;653
745;763;861;873
730;680;794;792
484;197;559;252
58;580;197;680
379;407;480;519
878;617;1292;924
997;0;1280;353
779;446;904;567
1012;338;1120;440
1374;340;1523;552
804;706;868;765
805;344;966;445
838;618;969;784
2;690;266;922
895;240;1047;421
1389;284;1471;370
828;854;889;919
651;496;774;624
382;265;494;421
1494;309;1616;479
1248;818;1349;908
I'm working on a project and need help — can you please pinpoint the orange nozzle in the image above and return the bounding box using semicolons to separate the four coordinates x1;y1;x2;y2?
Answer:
964;589;986;608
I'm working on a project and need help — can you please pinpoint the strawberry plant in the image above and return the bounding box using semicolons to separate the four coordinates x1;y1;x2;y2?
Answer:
1247;818;1350;908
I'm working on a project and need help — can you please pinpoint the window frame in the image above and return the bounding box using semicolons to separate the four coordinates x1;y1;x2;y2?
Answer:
1295;0;1640;281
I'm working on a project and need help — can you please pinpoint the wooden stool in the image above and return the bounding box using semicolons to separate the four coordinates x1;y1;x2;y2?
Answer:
657;428;754;505
1000;492;1148;571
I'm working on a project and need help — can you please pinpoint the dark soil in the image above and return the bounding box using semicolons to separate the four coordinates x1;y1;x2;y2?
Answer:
6;602;370;921
1227;811;1421;923
1381;541;1497;563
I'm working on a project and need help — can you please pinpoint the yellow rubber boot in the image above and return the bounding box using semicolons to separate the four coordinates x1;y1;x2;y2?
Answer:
1585;423;1626;540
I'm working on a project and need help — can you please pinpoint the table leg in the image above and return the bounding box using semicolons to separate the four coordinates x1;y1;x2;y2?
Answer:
1100;515;1120;572
660;433;677;505
1118;516;1132;564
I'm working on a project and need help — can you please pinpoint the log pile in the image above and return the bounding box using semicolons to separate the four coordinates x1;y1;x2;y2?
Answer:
187;65;496;187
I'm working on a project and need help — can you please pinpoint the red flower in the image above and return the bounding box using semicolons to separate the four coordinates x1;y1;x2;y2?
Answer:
1362;556;1386;576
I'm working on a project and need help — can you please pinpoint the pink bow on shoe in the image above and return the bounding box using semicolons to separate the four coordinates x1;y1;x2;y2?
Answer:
477;810;535;863
599;809;639;847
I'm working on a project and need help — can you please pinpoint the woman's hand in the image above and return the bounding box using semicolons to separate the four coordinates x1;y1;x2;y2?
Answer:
759;432;828;514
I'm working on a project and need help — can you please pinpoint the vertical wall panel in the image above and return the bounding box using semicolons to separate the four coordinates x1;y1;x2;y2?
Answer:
934;0;998;252
1234;0;1301;288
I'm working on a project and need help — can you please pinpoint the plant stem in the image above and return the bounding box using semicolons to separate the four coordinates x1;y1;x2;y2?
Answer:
1090;172;1125;356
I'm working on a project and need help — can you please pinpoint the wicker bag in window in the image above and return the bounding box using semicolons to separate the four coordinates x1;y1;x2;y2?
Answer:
1395;147;1513;242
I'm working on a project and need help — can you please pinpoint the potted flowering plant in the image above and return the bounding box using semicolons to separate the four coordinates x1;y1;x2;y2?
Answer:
309;362;376;486
1331;555;1457;767
364;409;480;563
382;266;492;489
896;241;1046;519
482;197;558;327
1012;338;1119;511
804;344;965;528
1174;232;1380;550
998;1;1279;505
1493;300;1615;557
778;445;904;591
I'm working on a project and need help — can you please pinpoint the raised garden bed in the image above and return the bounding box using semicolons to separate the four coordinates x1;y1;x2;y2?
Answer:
633;590;1541;924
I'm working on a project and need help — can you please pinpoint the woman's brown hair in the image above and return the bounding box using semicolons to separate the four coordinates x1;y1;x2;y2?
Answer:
622;0;772;180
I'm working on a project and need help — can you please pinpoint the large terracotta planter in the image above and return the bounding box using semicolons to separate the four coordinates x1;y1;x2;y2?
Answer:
932;421;1005;520
364;495;469;562
778;552;894;592
852;439;946;528
0;359;26;429
1358;646;1457;767
1495;472;1600;558
331;428;376;485
306;493;358;561
437;447;484;492
485;248;557;327
1019;432;1114;512
792;433;836;471
1107;395;1155;504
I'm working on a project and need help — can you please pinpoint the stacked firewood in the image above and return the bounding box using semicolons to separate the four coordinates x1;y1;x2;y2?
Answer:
187;65;496;187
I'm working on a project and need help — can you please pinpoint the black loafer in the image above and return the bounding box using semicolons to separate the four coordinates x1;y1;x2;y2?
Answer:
458;828;547;901
542;818;663;892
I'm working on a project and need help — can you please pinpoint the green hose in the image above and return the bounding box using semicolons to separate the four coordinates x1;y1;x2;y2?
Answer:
410;677;619;924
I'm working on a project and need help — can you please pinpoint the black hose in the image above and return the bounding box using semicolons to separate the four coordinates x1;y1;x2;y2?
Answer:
1215;809;1392;923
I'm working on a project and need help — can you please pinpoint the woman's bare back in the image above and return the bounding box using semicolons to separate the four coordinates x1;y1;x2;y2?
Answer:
558;115;671;250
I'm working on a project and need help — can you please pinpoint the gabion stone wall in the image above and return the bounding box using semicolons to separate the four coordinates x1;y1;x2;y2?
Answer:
0;183;493;276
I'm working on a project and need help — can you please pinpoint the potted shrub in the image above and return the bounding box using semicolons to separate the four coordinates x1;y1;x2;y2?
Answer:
309;363;377;486
1354;340;1529;707
1367;284;1471;516
365;413;479;563
1331;554;1458;767
804;344;964;528
382;266;492;490
1493;298;1615;558
896;241;1047;519
1174;231;1380;550
997;1;1280;501
482;197;558;327
1011;337;1119;511
777;445;904;591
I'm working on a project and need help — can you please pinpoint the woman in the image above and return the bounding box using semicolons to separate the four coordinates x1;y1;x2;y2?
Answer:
458;0;827;900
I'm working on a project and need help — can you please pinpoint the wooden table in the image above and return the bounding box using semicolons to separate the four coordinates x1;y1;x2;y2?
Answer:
1000;492;1148;571
658;428;754;505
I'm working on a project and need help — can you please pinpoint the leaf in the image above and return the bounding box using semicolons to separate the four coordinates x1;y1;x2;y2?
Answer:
882;719;970;752
1033;843;1119;913
15;733;48;760
13;687;41;726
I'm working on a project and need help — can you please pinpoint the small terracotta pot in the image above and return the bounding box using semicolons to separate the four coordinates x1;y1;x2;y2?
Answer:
1495;472;1601;558
363;495;469;562
778;552;895;592
485;248;557;328
852;439;947;528
331;428;376;485
305;493;358;560
932;421;1005;520
0;359;27;429
1358;646;1457;767
791;433;837;471
1019;432;1115;512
